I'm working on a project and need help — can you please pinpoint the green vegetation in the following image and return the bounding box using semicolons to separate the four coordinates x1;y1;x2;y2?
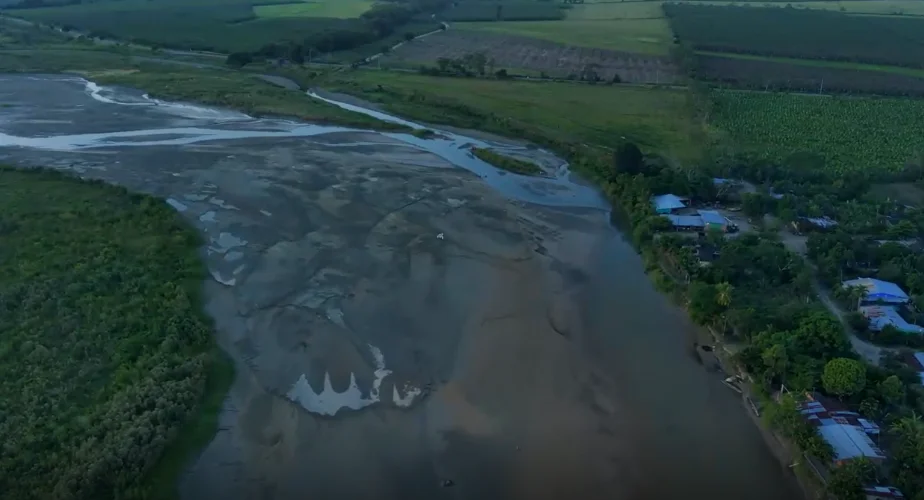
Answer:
691;0;924;16
0;166;231;499
457;18;671;54
664;4;924;68
12;0;448;55
471;147;542;175
254;0;374;19
697;51;924;78
441;2;563;21
319;70;704;162
822;357;867;398
710;91;924;174
92;67;408;130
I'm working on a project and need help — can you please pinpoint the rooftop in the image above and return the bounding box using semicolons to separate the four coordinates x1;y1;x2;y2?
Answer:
651;194;687;211
863;485;905;499
818;424;886;461
665;214;705;228
860;305;924;334
845;278;911;304
803;216;839;228
698;209;727;225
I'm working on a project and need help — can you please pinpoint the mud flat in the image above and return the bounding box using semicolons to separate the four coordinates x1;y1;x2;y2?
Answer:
0;74;800;500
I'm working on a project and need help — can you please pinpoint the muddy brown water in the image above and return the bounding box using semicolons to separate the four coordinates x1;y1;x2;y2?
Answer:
0;74;801;500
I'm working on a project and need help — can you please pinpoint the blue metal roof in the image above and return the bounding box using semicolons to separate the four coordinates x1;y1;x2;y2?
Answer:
698;210;726;225
651;194;686;211
843;278;910;302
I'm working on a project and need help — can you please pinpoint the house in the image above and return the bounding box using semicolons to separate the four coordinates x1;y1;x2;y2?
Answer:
859;305;924;334
843;278;911;305
792;216;838;233
799;393;886;464
651;194;687;214
864;486;905;499
693;243;719;267
698;210;728;232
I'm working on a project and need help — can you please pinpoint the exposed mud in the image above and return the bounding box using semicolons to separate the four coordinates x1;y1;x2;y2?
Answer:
0;74;801;500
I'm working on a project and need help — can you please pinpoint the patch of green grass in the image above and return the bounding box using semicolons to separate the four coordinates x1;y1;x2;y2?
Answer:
697;50;924;77
254;0;373;19
567;2;665;20
92;67;409;131
0;48;134;73
321;70;703;162
0;166;226;499
472;147;542;175
457;18;672;55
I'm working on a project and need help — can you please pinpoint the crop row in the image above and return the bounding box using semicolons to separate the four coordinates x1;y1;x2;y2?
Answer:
696;55;924;97
664;4;924;69
711;91;924;174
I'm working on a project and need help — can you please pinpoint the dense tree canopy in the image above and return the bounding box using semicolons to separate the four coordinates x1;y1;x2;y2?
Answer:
822;358;867;399
0;167;223;499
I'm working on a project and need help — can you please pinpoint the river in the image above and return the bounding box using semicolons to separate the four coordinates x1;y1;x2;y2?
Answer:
0;74;801;500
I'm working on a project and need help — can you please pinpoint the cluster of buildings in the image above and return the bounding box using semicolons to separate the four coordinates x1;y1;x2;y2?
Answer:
651;194;737;233
797;393;905;499
842;278;923;335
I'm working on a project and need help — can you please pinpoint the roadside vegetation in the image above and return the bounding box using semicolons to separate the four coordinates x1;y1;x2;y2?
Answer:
0;166;232;500
471;147;542;176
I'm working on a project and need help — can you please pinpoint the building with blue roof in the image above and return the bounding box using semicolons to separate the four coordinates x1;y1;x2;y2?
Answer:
651;194;686;214
843;278;911;305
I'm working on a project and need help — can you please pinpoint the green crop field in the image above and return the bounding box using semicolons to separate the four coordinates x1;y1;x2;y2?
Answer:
687;0;924;16
457;18;671;54
254;0;373;19
711;91;924;174
324;70;703;161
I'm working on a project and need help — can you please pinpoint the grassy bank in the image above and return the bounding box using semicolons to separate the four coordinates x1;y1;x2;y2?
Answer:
316;69;705;165
0;166;232;500
92;67;409;131
471;147;542;175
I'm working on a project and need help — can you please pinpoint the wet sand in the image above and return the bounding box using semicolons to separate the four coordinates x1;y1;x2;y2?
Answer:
0;74;802;500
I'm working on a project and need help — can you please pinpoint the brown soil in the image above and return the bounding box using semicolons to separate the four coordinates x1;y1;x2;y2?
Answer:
380;29;679;84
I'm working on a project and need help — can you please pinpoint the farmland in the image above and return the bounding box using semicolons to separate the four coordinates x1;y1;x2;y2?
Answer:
253;0;373;19
6;0;444;54
664;3;924;68
440;1;563;21
455;1;672;55
711;91;924;174
696;54;924;96
381;29;678;83
689;0;924;16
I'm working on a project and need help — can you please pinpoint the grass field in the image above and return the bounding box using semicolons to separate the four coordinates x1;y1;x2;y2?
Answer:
322;70;703;161
711;91;924;174
254;0;373;19
457;18;671;54
92;67;407;130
